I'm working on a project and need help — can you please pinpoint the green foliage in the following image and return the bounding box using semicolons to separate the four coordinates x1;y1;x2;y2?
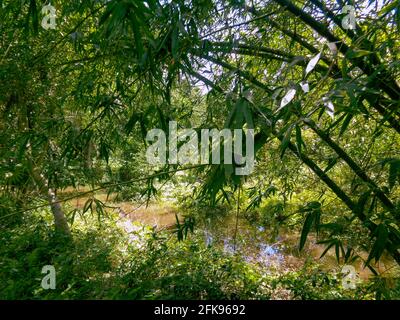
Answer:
0;210;267;299
299;202;322;251
271;263;378;300
1;0;400;300
112;235;267;299
0;211;124;299
1;205;399;300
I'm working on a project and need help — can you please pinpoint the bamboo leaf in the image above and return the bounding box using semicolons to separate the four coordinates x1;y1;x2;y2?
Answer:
130;13;144;62
305;52;321;75
388;161;400;189
171;25;179;58
319;241;335;258
357;190;371;214
299;212;315;251
323;99;335;119
28;0;39;34
278;88;296;111
295;125;303;155
339;114;353;136
335;241;340;262
125;113;139;134
280;124;295;159
347;49;372;59
327;42;337;55
83;198;93;214
300;81;309;93
366;224;388;265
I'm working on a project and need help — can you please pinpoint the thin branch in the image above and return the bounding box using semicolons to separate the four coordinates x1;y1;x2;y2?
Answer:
1;164;208;218
200;10;279;39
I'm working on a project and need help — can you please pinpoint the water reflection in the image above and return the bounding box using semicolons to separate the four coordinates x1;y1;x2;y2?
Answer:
204;224;285;269
223;238;236;255
204;230;213;247
257;243;284;266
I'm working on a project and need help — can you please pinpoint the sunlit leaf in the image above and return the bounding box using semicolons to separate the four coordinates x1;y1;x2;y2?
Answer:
305;52;321;75
278;88;296;111
323;98;335;119
300;81;309;93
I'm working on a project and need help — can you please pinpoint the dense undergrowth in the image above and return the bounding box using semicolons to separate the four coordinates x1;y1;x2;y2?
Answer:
1;208;399;300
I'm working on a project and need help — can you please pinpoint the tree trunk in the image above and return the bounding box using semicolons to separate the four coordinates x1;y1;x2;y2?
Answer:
29;164;71;237
47;188;71;236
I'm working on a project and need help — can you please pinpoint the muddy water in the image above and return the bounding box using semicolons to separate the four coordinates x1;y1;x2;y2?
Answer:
119;204;397;280
200;214;395;280
64;189;398;280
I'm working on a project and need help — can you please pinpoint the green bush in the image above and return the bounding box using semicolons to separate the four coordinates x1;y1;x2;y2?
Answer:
1;209;397;300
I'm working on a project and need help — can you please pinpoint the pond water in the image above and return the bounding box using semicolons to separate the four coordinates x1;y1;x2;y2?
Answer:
64;189;398;280
203;224;286;270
